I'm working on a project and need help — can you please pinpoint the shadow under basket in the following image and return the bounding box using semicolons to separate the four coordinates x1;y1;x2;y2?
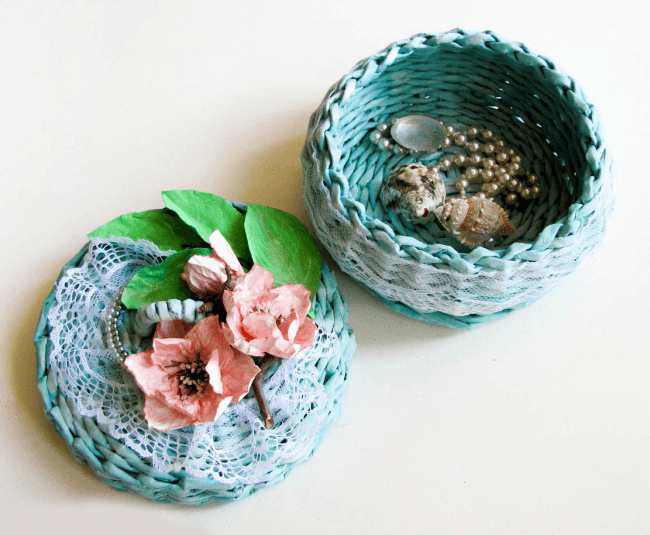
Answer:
301;29;614;329
34;236;355;504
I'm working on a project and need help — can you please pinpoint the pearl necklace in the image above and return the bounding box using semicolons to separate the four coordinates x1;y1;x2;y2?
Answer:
106;289;129;361
371;118;540;206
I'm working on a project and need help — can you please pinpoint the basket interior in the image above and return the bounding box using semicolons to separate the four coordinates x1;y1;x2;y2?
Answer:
332;42;595;250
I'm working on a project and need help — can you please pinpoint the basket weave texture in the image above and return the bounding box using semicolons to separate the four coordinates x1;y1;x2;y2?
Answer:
302;29;614;328
35;241;355;505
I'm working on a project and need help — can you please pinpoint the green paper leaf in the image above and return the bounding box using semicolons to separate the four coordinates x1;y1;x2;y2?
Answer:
244;204;321;301
88;210;205;252
121;248;212;309
162;190;251;261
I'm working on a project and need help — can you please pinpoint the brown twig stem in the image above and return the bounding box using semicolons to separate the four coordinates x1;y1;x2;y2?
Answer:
252;355;279;429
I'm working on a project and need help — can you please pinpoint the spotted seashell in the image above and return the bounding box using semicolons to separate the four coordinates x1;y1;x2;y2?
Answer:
437;196;516;248
380;163;446;223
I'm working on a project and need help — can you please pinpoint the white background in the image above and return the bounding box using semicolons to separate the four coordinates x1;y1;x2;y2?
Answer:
2;1;649;534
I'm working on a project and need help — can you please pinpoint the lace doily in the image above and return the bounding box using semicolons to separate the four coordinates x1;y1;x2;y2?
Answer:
47;237;339;482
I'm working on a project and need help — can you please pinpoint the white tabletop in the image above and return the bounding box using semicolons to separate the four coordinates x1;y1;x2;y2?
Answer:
2;2;649;534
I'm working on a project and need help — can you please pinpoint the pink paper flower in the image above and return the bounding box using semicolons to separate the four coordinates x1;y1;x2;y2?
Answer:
181;229;245;299
124;315;260;431
154;319;193;339
222;264;318;359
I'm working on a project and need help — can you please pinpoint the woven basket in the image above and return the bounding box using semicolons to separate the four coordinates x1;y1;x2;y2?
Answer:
34;213;355;504
302;29;614;328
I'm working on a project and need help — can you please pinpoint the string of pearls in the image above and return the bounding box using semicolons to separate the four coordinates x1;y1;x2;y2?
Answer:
372;121;541;206
370;122;412;154
105;289;129;361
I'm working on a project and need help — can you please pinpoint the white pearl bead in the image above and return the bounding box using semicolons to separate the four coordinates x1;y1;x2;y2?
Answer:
484;143;495;154
468;127;479;137
454;154;467;166
512;155;521;164
496;167;508;177
508;162;521;174
507;178;519;191
530;185;540;198
494;140;505;149
482;130;494;140
456;179;469;191
521;187;532;200
446;125;455;135
454;134;467;146
439;158;452;170
370;131;382;143
469;154;482;165
468;142;482;152
482;183;499;196
482;158;496;169
442;137;452;148
506;193;518;205
380;139;393;150
498;173;511;185
466;167;479;179
481;169;495;181
379;123;391;132
527;174;538;186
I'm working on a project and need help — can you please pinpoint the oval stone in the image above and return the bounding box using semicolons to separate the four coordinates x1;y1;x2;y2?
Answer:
390;115;446;152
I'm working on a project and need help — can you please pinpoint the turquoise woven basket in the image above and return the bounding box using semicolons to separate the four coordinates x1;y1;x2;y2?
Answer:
302;29;614;328
34;207;355;504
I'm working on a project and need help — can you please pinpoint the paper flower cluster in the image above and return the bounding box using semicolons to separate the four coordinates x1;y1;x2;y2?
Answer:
125;316;260;432
90;190;322;431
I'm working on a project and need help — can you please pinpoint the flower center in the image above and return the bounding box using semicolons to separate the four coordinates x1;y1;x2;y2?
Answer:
170;360;209;400
253;304;273;315
250;304;287;326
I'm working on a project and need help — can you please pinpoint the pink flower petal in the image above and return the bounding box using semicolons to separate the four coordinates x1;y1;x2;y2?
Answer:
150;337;189;367
187;315;228;357
252;336;295;359
236;264;274;298
125;350;176;398
154;319;194;339
294;318;318;350
241;312;277;339
222;323;263;356
204;352;223;394
209;230;244;277
144;392;194;431
224;354;260;403
277;310;300;343
267;284;312;319
206;342;260;403
181;254;228;299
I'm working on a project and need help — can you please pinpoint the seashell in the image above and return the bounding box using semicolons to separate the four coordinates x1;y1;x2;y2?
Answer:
380;163;446;223
437;196;516;248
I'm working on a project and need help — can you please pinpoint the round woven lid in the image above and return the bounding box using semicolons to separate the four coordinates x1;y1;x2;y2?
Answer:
35;234;355;504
